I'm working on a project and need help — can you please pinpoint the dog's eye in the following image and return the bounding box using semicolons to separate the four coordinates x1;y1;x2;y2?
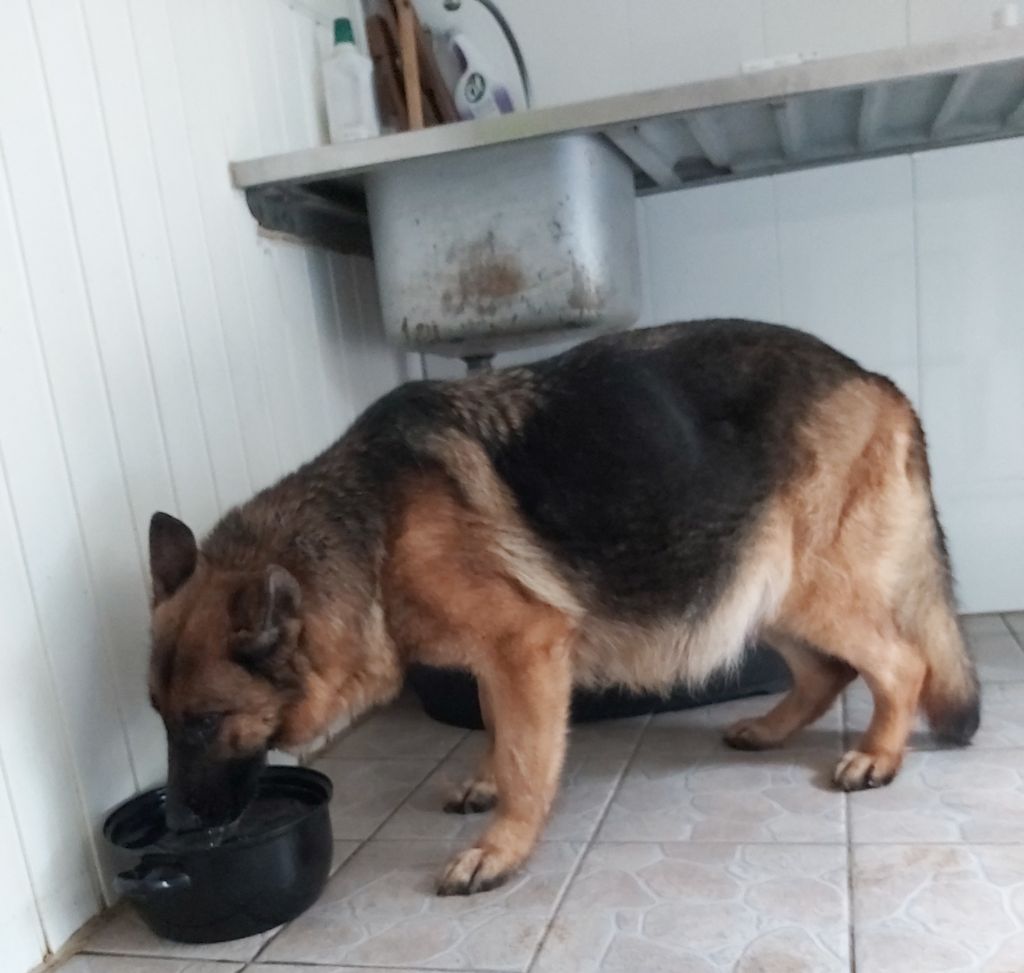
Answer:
194;712;225;732
181;711;226;746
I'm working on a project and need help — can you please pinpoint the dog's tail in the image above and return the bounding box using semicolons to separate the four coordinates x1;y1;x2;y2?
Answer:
915;582;980;745
900;419;980;746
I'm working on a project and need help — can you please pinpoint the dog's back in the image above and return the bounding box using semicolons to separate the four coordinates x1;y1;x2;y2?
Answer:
484;320;862;619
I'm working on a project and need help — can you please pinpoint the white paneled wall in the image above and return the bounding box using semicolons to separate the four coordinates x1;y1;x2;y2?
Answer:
0;0;406;968
1;0;1021;969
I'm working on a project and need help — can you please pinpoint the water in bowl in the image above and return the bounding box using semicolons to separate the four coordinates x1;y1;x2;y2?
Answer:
122;794;313;852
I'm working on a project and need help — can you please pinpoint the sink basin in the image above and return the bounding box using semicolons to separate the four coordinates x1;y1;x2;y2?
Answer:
365;132;641;358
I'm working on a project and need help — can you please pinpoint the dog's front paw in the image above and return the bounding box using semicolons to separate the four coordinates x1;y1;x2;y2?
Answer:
436;844;515;896
833;749;900;791
443;777;498;815
723;717;783;751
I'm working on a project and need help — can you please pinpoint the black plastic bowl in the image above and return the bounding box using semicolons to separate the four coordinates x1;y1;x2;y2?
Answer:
406;643;791;730
103;766;333;943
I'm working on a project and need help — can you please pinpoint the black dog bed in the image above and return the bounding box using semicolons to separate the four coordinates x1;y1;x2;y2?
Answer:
406;643;790;730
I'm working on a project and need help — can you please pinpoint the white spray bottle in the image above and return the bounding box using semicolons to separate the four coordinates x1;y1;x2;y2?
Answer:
448;32;514;120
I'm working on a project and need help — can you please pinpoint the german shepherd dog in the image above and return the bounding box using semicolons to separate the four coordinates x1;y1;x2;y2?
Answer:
148;319;979;895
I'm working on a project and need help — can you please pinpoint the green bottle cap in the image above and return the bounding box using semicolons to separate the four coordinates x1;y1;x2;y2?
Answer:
334;18;355;45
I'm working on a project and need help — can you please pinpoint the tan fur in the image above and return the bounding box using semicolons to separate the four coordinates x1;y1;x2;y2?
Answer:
152;362;973;892
764;378;970;787
445;677;498;815
278;600;404;753
724;634;856;750
150;563;285;758
572;507;793;692
423;433;585;617
377;375;974;888
150;552;404;764
382;473;575;893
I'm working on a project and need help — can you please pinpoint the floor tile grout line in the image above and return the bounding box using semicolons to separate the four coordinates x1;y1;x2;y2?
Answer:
584;713;652;838
246;725;470;965
841;690;858;973
1002;612;1024;653
75;949;243;963
314;754;470;766
846;814;857;973
247;961;510;972
245;960;509;972
523;713;653;973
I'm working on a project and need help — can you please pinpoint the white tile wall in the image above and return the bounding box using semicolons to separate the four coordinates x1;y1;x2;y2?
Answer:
637;142;1023;613
914;138;1024;611
505;0;1014;109
641;177;782;324
763;0;908;59
629;0;764;90
501;0;635;104
775;157;920;402
908;0;1011;43
0;0;405;969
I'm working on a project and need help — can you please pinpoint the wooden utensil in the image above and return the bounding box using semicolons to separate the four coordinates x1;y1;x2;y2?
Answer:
366;14;408;131
396;0;424;129
367;0;460;132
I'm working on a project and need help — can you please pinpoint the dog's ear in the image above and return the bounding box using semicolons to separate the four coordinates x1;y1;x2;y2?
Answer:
230;565;302;675
149;512;198;603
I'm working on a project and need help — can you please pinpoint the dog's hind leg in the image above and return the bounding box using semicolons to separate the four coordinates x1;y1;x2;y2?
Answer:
438;629;572;895
444;682;498;814
724;635;855;751
779;609;927;790
830;633;927;790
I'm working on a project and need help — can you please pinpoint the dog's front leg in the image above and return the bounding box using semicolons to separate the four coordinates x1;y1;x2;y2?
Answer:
445;681;498;813
437;636;571;895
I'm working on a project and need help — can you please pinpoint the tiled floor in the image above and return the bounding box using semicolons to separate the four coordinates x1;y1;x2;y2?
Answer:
60;613;1024;973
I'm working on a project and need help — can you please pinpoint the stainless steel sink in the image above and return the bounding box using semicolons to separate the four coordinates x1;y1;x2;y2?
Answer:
231;28;1024;363
365;133;641;358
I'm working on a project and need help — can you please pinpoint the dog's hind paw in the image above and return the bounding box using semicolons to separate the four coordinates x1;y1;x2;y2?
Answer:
443;777;498;814
437;845;515;896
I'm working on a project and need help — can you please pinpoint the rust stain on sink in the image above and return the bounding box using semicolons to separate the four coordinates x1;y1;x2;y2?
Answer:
441;231;526;317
